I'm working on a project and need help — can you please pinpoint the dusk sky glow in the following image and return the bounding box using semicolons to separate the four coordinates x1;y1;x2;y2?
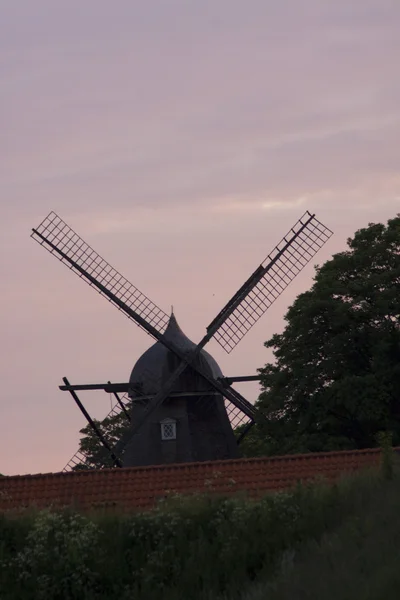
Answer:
1;0;399;475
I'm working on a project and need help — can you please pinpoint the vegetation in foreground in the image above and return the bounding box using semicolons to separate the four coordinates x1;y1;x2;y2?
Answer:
0;456;398;600
245;468;400;600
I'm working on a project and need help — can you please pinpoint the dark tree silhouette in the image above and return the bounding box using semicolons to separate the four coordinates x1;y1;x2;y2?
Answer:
241;214;400;457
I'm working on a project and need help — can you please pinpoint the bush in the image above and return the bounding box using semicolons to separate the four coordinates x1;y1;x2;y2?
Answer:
1;510;101;600
0;467;385;600
244;469;400;600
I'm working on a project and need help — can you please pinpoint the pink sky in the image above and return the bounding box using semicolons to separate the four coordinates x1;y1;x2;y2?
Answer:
1;0;399;475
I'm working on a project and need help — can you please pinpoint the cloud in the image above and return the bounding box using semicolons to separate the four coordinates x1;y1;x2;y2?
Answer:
2;0;399;219
1;0;400;474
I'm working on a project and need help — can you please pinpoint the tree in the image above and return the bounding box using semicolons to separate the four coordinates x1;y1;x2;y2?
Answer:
248;214;400;456
234;422;274;458
77;404;251;467
77;213;400;465
73;403;131;470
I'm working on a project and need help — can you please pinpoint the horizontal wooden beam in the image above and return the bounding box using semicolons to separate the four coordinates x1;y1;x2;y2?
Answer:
219;375;262;386
59;377;261;394
59;382;130;393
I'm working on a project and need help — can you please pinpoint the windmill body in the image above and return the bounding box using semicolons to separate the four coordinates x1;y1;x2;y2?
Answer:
31;210;333;471
125;313;238;466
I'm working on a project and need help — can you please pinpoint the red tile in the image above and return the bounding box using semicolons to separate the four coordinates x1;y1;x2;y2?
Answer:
0;447;387;513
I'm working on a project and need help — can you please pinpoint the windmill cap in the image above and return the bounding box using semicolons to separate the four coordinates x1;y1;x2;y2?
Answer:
128;312;222;397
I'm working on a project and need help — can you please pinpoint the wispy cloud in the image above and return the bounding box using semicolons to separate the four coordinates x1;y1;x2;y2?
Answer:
1;0;399;475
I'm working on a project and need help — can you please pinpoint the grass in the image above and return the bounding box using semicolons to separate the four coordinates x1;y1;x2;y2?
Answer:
0;459;398;600
242;465;400;600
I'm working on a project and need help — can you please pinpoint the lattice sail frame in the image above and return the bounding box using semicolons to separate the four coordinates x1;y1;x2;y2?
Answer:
225;401;251;429
31;212;170;338
32;209;332;470
191;387;251;430
63;392;131;472
64;390;251;472
211;212;333;353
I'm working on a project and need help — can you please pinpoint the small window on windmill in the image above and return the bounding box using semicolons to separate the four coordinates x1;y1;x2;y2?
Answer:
160;418;177;441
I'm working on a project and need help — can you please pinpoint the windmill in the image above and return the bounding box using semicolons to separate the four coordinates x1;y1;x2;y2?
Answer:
31;210;332;470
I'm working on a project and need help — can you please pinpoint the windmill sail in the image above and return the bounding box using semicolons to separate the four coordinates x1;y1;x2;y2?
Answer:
63;391;131;472
32;209;332;468
32;213;259;426
207;211;333;352
31;212;169;338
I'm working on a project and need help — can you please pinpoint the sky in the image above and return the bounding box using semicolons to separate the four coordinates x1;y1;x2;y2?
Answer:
1;0;399;476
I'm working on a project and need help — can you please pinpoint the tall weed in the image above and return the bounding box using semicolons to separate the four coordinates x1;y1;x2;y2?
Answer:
0;467;386;600
243;472;400;600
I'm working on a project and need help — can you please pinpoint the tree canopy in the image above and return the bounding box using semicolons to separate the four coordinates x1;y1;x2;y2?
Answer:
75;214;400;466
73;403;131;470
242;214;400;456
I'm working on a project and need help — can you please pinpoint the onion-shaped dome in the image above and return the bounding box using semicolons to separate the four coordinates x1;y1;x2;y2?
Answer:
128;313;222;397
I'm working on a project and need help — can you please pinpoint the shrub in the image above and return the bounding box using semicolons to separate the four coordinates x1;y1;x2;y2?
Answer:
0;467;384;600
1;510;101;600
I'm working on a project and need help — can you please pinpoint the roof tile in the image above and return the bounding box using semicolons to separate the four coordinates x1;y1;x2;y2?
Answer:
0;447;388;513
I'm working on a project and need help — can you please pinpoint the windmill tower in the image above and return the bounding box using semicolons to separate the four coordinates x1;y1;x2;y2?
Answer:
31;211;332;469
125;311;239;466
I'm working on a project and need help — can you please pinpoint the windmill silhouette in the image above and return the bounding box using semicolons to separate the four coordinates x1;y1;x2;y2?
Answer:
31;211;332;469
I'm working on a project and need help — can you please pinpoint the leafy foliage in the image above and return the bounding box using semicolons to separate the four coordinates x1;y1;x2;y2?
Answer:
73;402;132;470
0;511;101;599
251;214;400;456
246;465;400;600
0;469;386;600
78;405;250;469
75;215;400;464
